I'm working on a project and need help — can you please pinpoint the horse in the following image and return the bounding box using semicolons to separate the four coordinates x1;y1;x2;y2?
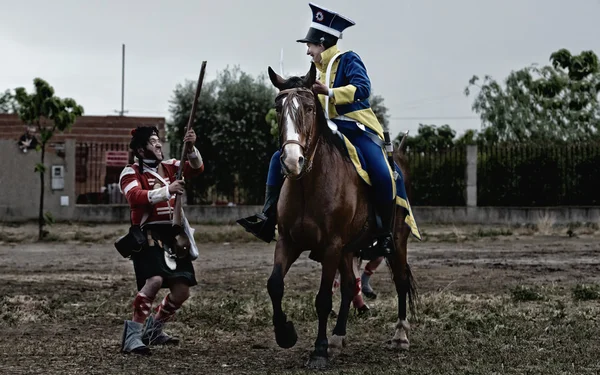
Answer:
265;62;417;369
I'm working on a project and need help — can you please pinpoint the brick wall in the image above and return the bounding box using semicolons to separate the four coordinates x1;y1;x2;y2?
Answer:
1;114;167;203
0;113;166;144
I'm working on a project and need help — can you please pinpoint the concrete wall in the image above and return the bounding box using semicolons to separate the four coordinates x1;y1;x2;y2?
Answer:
412;206;600;225
66;205;600;225
0;139;76;221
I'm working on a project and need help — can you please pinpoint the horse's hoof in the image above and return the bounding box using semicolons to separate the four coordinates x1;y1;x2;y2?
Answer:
327;335;345;356
305;353;328;370
274;321;298;349
386;338;410;351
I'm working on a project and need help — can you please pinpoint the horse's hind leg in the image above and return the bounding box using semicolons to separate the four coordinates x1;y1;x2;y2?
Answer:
329;253;357;356
306;246;341;369
387;220;416;351
267;238;301;349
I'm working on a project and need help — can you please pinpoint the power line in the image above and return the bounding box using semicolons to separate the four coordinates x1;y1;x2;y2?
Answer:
390;116;479;120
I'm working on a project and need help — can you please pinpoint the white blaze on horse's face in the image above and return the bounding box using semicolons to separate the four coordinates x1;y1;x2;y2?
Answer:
281;96;305;176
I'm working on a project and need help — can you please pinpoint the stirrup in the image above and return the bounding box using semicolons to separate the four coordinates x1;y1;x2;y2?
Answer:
236;213;275;243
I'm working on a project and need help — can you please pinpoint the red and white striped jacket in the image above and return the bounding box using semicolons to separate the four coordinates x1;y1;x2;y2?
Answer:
118;148;204;226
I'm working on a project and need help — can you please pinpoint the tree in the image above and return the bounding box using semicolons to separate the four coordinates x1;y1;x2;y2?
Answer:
370;94;390;131
0;89;19;114
14;78;84;240
266;107;278;141
168;79;219;204
464;48;600;143
398;123;457;152
454;128;500;147
167;66;278;204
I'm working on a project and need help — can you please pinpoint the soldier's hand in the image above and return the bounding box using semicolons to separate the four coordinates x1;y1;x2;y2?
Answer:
168;180;185;195
183;129;197;153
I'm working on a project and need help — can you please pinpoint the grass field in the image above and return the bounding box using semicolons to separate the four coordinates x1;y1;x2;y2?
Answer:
1;222;599;374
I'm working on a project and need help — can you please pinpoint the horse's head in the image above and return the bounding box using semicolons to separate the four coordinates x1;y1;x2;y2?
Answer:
267;63;319;179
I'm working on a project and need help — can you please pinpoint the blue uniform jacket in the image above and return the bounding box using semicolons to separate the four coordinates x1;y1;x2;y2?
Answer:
314;45;385;140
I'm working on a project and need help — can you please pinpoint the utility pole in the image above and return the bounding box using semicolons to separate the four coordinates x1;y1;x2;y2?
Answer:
115;43;128;116
280;48;285;77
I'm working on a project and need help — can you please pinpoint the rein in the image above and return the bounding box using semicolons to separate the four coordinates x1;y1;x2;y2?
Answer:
276;87;321;180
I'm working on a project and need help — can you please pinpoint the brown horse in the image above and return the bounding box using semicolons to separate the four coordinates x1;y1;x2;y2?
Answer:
265;62;417;369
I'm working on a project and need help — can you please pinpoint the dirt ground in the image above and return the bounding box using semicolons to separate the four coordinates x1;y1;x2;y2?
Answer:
1;222;599;374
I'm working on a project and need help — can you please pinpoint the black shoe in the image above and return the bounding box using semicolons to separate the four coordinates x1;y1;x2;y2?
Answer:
237;213;276;243
236;184;280;243
362;289;377;300
375;233;394;256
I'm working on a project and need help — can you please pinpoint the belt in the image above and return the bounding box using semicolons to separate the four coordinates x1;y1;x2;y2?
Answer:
333;116;384;148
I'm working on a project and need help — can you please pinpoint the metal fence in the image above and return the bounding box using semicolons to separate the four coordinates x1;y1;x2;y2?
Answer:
478;142;600;206
75;141;600;207
405;146;467;206
75;143;131;204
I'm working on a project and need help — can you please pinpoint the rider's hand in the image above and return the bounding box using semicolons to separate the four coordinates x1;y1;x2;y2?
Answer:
168;180;185;195
312;80;330;96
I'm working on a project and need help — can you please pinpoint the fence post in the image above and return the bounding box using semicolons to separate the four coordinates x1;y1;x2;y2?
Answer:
466;145;478;207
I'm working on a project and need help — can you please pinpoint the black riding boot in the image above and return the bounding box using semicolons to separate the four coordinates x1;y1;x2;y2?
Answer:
236;184;280;243
362;199;396;260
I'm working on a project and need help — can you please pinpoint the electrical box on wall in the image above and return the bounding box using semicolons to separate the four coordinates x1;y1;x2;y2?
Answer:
51;165;65;190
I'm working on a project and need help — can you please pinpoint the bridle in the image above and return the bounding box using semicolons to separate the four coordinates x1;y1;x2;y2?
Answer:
275;87;320;180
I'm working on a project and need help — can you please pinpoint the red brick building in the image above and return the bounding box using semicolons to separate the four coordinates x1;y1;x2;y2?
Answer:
0;113;166;203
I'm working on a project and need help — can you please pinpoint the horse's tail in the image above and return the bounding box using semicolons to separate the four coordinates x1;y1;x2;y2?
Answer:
385;259;419;319
406;263;418;319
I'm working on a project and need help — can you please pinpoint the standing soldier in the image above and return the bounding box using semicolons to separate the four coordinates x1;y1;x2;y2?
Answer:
117;126;204;355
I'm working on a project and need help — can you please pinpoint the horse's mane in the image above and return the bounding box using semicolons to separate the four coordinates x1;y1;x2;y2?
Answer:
277;73;350;162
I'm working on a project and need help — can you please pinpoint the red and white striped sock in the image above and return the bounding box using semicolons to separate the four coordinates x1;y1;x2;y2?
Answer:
132;292;154;324
352;277;365;308
155;294;182;323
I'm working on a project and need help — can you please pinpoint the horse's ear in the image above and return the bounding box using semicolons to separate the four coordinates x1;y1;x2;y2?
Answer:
302;62;317;87
268;66;286;90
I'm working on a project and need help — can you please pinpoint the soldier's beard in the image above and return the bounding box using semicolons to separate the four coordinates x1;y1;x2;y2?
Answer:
141;147;163;168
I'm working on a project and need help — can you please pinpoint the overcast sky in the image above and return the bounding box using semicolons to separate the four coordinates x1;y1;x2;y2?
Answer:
1;0;599;138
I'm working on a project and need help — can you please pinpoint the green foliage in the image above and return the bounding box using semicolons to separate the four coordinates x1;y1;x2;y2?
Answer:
167;66;278;204
266;107;278;141
34;163;46;174
43;211;55;226
572;284;600;301
370;93;390;131
0;89;19;114
399;124;457;152
511;285;545;302
465;48;600;143
14;79;84;137
13;78;83;240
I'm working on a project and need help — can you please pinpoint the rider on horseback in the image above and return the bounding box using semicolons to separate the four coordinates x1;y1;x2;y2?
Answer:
238;2;397;259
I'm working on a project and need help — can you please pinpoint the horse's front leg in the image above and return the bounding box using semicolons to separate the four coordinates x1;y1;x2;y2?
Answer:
328;253;357;356
306;245;341;369
267;237;301;349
